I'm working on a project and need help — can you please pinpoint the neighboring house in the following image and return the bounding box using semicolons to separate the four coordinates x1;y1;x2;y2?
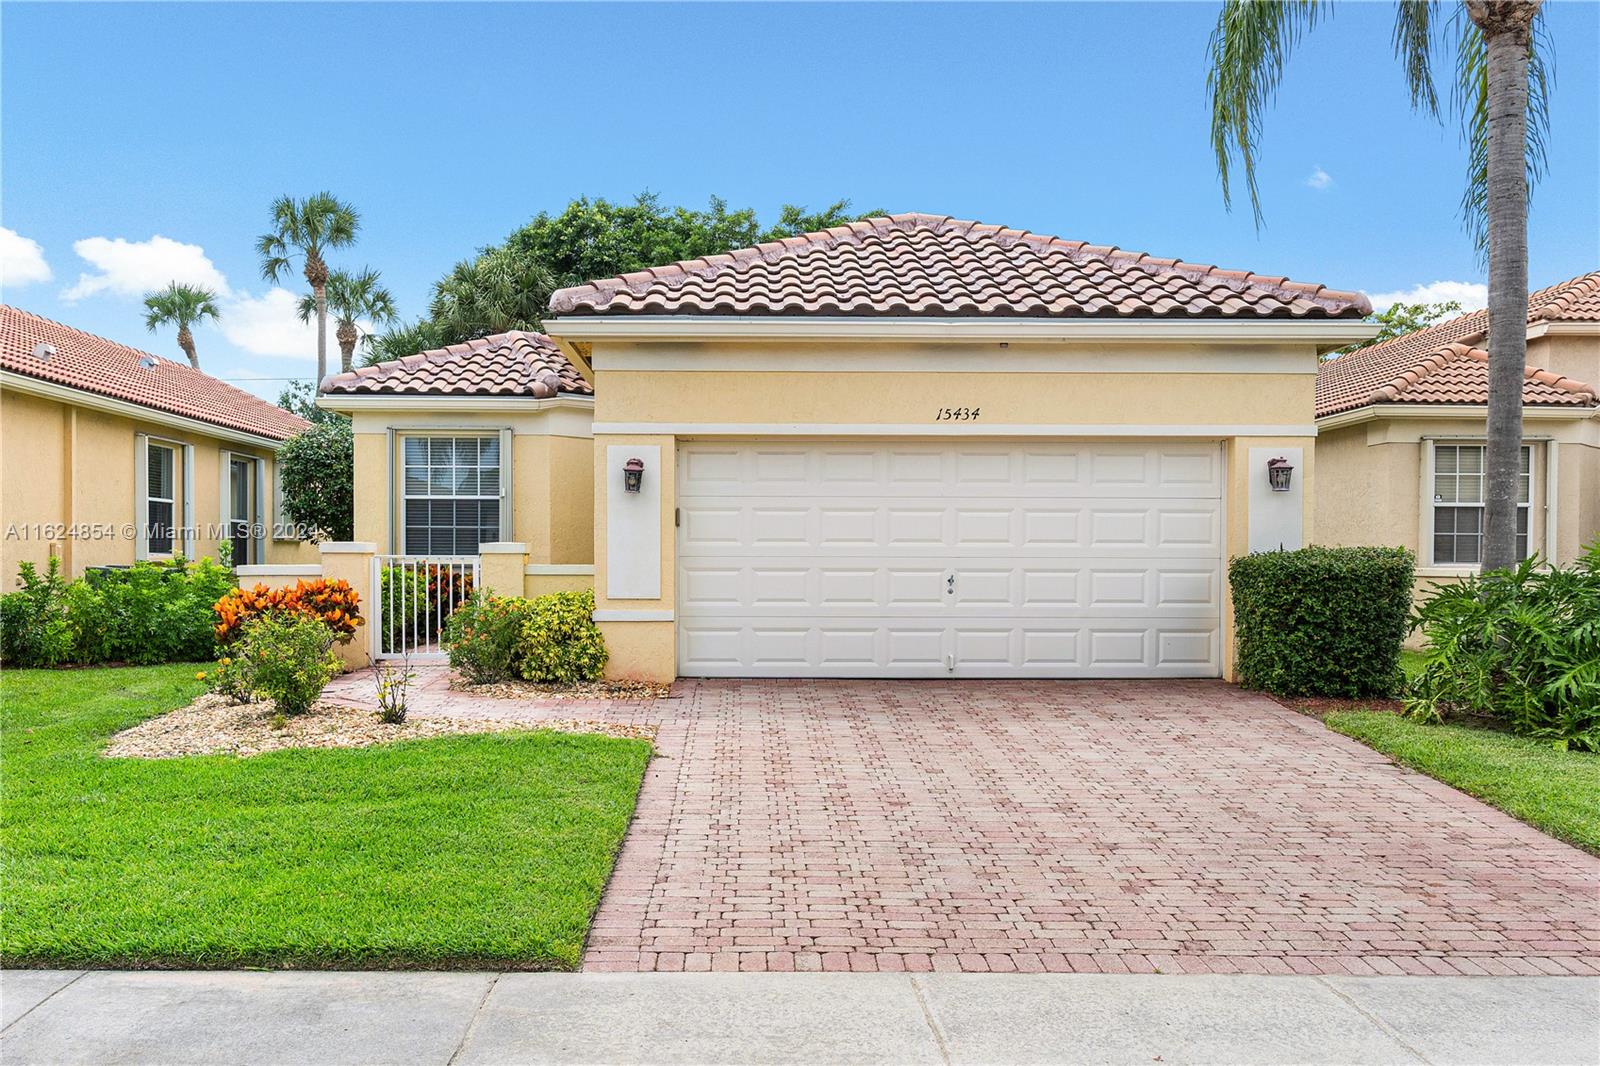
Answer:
325;213;1374;682
1;305;316;579
1316;272;1599;599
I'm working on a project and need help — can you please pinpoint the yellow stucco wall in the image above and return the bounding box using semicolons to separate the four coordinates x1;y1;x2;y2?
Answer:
583;340;1325;683
1315;413;1598;567
1;387;316;580
345;405;594;563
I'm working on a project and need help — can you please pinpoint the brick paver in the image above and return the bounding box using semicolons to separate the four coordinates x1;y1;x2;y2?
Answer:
326;672;1600;975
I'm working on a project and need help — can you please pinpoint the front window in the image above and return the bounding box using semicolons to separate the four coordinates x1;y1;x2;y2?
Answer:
145;443;175;555
1432;444;1531;565
402;435;501;554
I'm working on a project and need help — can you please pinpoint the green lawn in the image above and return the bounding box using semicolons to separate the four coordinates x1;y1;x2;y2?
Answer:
1398;648;1431;684
1327;711;1600;854
1;665;651;970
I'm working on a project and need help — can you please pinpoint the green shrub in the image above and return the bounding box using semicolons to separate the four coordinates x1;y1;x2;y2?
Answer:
87;558;236;664
228;612;341;716
1407;545;1600;751
0;559;74;667
443;592;532;684
1229;546;1414;698
517;589;607;684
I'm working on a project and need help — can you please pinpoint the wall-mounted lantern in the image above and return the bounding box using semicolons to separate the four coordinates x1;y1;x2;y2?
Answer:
1266;456;1294;492
623;456;646;493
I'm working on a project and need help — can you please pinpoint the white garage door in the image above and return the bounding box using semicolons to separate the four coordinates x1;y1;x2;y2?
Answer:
676;441;1223;678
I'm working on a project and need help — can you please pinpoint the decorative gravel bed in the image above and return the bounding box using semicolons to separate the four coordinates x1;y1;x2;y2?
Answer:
105;693;657;759
447;678;673;701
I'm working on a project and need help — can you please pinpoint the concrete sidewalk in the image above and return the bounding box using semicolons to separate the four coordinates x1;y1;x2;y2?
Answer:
4;971;1597;1065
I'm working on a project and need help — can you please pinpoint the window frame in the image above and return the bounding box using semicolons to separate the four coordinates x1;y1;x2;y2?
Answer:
394;429;512;556
144;440;178;558
1423;440;1539;570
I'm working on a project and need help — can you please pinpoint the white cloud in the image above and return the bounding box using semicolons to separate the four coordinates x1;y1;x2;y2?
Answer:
1365;280;1489;314
62;235;229;301
1305;166;1333;191
1;227;53;288
217;288;320;359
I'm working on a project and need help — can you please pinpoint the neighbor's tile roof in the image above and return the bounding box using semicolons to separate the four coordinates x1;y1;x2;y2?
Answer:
1;305;311;441
548;213;1371;320
321;331;593;398
1315;271;1600;417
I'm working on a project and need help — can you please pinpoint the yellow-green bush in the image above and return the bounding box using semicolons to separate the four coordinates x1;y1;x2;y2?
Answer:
517;589;607;684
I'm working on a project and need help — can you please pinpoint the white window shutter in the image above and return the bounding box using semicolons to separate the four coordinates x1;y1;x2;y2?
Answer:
134;433;150;560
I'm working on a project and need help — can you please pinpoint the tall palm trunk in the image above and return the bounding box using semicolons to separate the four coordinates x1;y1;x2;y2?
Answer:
305;253;330;384
176;325;199;370
336;321;358;373
1470;1;1539;571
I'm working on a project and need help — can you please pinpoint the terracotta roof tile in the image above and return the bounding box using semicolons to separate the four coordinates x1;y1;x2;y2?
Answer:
548;213;1370;320
1;305;311;441
321;331;593;398
1316;271;1600;417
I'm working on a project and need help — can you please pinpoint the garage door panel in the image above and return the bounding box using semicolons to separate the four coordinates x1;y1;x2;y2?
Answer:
677;442;1222;678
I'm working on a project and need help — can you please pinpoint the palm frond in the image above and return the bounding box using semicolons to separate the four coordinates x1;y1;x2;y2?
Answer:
1207;0;1324;226
142;282;221;331
1392;1;1441;117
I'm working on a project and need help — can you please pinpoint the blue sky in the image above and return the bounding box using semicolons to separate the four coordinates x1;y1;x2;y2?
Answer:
3;1;1597;399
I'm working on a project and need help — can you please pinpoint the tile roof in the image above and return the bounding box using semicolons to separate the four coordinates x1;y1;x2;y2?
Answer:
1;305;311;441
1316;271;1600;417
321;331;593;398
548;213;1371;320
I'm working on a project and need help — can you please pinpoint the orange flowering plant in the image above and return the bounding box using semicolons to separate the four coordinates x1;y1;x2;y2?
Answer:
213;578;364;645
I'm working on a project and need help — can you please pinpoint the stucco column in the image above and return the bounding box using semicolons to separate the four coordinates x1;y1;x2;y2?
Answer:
593;434;677;683
318;541;376;672
477;542;529;599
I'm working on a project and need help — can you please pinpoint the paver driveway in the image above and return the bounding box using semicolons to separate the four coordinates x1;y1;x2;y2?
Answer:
580;680;1599;975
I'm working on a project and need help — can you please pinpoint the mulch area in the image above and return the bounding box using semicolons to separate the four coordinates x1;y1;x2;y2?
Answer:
105;693;656;759
446;677;673;701
1272;694;1407;717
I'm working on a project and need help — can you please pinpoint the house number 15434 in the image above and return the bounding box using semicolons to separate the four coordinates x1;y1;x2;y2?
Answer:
935;407;981;421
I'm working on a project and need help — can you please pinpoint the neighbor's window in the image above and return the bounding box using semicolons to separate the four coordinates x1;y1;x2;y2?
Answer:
1432;443;1530;565
402;435;500;554
146;442;176;555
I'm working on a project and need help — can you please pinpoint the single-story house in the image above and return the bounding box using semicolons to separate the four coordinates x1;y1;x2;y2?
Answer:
1315;271;1599;597
1;305;316;579
322;213;1378;681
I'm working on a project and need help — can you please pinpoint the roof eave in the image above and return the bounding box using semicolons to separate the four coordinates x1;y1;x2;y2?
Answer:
1316;401;1600;431
316;392;596;414
0;368;303;447
544;315;1379;350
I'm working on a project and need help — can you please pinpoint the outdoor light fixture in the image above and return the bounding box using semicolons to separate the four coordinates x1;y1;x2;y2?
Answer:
1266;456;1294;492
623;456;645;493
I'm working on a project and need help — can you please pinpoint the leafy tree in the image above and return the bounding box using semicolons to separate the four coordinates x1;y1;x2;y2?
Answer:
277;418;354;542
1327;299;1465;357
428;244;554;342
1207;0;1553;570
296;267;398;373
275;380;343;426
363;319;450;366
142;282;220;369
257;192;361;384
373;194;878;354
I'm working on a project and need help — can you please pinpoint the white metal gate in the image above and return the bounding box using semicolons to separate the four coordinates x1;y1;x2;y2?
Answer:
371;555;480;662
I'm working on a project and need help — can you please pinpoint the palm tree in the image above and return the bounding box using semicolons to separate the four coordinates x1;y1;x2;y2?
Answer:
257;192;360;384
142;282;220;370
297;267;399;374
1208;0;1551;571
428;244;555;340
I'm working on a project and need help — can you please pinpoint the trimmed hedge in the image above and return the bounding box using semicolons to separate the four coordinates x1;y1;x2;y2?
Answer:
1229;546;1414;698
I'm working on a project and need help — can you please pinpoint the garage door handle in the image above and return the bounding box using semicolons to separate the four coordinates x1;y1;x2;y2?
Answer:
946;573;955;595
